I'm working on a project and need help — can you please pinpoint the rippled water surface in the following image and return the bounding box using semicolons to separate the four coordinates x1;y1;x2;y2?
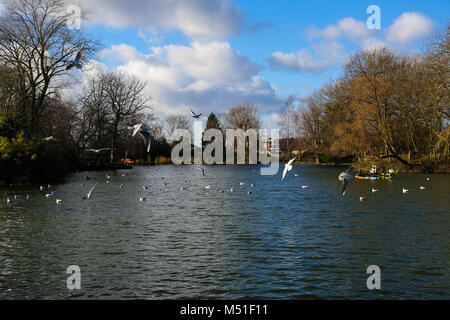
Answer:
0;165;448;299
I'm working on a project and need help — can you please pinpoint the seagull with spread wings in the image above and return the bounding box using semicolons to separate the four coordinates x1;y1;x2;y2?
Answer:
282;157;296;181
190;109;202;119
339;168;354;196
128;123;152;153
66;44;85;70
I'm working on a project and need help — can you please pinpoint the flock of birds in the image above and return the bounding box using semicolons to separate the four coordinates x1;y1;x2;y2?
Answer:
5;159;431;205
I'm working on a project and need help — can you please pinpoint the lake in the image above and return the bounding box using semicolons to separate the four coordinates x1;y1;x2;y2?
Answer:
0;165;448;299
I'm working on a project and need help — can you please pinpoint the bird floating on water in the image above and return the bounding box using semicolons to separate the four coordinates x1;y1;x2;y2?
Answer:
42;136;56;141
360;197;367;202
372;188;379;193
420;186;426;190
56;199;62;204
302;185;309;189
402;188;409;194
139;196;147;202
14;195;21;200
282;158;296;181
339;168;354;196
205;185;211;189
6;197;14;203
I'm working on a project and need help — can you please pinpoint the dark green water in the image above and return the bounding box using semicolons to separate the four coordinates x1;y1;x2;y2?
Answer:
0;165;448;299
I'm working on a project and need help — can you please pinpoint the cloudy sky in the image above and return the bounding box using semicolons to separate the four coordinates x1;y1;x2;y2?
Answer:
69;0;448;128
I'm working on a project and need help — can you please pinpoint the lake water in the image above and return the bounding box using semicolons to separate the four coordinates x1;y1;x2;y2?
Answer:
0;165;448;299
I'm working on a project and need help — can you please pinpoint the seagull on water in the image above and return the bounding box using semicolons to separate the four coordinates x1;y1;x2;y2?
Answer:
42;136;56;141
371;188;379;193
302;185;309;189
360;196;367;202
205;185;211;189
402;188;409;194
14;195;22;200
56;199;62;204
339;168;354;196
282;158;296;181
420;186;426;190
139;196;147;202
6;197;14;203
66;43;85;70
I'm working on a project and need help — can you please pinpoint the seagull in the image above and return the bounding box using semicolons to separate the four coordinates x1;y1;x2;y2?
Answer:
190;109;202;119
302;185;309;189
128;124;151;153
45;193;53;198
239;182;245;186
66;43;85;70
26;195;31;200
139;196;147;202
426;178;430;181
40;186;45;191
360;196;367;202
402;188;409;194
230;188;234;192
87;183;98;199
247;191;252;195
201;168;206;176
42;136;56;141
14;195;22;200
143;185;149;190
6;197;14;203
282;157;296;181
420;186;426;190
371;188;379;193
339;168;354;196
119;184;124;188
205;185;211;189
84;148;110;153
56;199;62;204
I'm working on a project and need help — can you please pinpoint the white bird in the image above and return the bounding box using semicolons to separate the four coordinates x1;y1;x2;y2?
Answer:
282;158;296;181
128;123;152;153
190;109;202;119
239;182;245;186
56;199;62;204
40;186;45;191
247;191;252;195
420;186;426;190
339;168;354;196
66;43;85;70
402;188;409;194
302;185;309;189
119;184;124;188
84;148;110;153
426;178;430;181
45;193;53;198
6;197;14;203
205;185;211;189
139;196;147;202
372;188;379;193
42;136;56;141
87;183;98;199
26;195;32;200
230;188;234;192
143;185;149;190
360;196;367;201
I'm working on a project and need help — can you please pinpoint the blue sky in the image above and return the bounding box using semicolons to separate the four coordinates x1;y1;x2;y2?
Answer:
75;0;449;126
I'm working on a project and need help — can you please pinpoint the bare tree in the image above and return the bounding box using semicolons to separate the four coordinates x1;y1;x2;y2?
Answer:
227;101;261;130
164;114;190;140
0;0;100;136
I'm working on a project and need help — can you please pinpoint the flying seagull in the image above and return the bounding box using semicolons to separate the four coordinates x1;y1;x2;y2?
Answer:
66;44;85;70
42;136;56;141
128;123;151;153
190;110;202;119
86;183;98;199
282;157;296;181
84;148;110;153
339;168;354;196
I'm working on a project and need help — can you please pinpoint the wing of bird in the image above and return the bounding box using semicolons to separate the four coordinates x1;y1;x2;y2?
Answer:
87;183;98;197
66;63;74;70
342;179;349;196
190;110;197;116
74;44;85;63
132;124;142;137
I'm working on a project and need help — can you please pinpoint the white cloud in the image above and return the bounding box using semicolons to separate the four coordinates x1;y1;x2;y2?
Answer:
386;12;435;45
73;0;243;39
99;42;283;118
306;17;370;42
269;42;345;74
